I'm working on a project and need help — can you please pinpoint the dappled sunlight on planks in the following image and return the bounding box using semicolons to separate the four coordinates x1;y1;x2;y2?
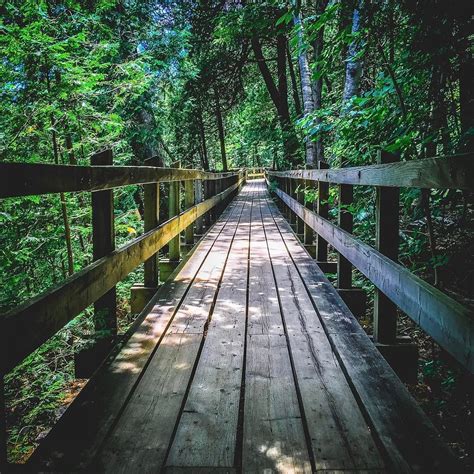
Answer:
257;441;312;474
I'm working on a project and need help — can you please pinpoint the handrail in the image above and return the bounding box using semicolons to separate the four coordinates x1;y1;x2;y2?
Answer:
0;150;246;465
0;163;238;198
269;153;473;190
274;186;473;372
267;151;474;374
2;178;243;374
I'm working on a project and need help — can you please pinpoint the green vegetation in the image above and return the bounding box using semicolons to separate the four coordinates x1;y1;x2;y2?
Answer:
0;0;472;466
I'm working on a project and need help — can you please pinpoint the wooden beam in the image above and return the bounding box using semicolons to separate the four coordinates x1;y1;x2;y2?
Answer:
143;157;162;288
303;176;315;247
316;162;329;262
2;179;243;374
268;153;474;190
0;162;239;198
91;150;117;339
337;183;353;289
184;179;194;245
194;180;204;234
274;187;474;372
374;151;400;344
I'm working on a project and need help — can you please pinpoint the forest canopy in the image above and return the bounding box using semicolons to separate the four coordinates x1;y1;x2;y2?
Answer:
0;0;472;465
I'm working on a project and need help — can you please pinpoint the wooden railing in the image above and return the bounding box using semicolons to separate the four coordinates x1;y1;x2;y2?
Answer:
246;167;265;180
267;152;474;375
0;151;245;465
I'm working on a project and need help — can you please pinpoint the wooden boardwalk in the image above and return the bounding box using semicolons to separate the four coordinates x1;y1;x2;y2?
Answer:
29;180;458;473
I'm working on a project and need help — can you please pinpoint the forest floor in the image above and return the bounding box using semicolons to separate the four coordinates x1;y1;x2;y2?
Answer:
5;203;473;469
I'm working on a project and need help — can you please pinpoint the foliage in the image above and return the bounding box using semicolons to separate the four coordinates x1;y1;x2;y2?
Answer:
0;0;472;465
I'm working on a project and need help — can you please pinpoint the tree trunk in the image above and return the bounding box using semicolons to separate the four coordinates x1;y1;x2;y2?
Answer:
342;1;363;104
46;71;74;276
277;33;300;164
286;45;303;118
198;107;210;170
214;89;228;171
312;0;329;165
251;36;300;165
293;10;316;167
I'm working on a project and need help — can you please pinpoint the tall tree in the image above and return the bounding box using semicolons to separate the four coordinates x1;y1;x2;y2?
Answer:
293;6;317;166
342;0;364;104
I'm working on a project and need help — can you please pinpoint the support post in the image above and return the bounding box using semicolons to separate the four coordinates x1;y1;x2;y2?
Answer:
337;183;353;289
195;179;204;235
303;171;315;257
202;180;210;227
373;150;417;382
316;162;329;262
184;179;195;246
289;179;297;227
374;151;399;344
168;179;181;262
296;179;305;238
144;157;161;287
91;150;117;341
130;156;161;313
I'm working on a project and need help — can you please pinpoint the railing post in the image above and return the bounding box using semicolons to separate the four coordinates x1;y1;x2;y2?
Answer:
169;179;181;262
337;183;353;289
289;178;297;227
285;177;291;219
195;179;204;235
184;179;195;248
130;156;161;313
296;178;305;237
303;170;315;257
374;150;399;343
203;180;210;227
316;162;329;263
143;156;161;287
373;150;417;382
91;150;117;342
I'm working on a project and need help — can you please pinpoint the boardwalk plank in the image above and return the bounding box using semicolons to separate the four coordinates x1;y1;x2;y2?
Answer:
166;195;252;468
28;180;461;474
260;194;384;471
95;193;247;472
243;186;312;474
267;191;461;473
28;196;244;471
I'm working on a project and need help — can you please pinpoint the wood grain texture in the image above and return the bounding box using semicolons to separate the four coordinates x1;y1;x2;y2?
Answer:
27;197;243;471
260;196;384;471
268;153;474;190
3;178;243;373
0;162;241;197
95;189;248;473
267;195;462;473
166;192;252;468
275;186;474;372
244;186;312;474
27;180;461;473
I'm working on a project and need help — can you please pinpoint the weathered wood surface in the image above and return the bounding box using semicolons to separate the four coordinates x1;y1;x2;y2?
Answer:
243;190;311;473
28;190;245;471
91;150;117;337
166;192;252;468
269;152;474;190
3;178;242;374
275;186;474;373
261;198;384;471
0;162;240;198
29;180;460;473
266;192;463;473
